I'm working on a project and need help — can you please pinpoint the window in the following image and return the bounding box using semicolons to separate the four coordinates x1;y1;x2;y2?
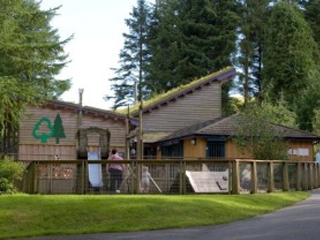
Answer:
207;139;225;158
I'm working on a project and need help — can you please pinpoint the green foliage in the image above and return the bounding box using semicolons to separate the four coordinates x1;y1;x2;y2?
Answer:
0;192;309;238
233;100;295;159
263;2;320;104
312;108;320;135
0;157;23;193
305;0;320;48
0;0;71;149
107;0;152;109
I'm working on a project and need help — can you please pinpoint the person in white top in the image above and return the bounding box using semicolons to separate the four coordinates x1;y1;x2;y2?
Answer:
316;148;320;163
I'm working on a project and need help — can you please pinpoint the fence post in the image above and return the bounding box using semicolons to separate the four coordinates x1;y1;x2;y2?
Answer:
34;161;38;194
309;163;314;190
228;161;233;194
283;162;289;191
81;160;85;194
317;164;320;188
302;163;308;191
295;162;301;191
313;163;318;189
232;160;240;194
268;162;274;193
183;160;187;194
251;161;258;194
131;160;135;194
179;159;183;194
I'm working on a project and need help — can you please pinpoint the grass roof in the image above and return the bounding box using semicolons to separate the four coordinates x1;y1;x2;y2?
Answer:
117;66;235;115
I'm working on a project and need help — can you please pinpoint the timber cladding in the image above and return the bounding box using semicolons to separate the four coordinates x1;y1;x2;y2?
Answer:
142;82;221;132
19;105;126;160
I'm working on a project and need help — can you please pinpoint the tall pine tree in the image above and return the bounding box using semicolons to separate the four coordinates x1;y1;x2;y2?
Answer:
0;0;71;153
305;0;320;49
148;0;239;112
263;2;320;104
263;2;320;130
107;0;152;109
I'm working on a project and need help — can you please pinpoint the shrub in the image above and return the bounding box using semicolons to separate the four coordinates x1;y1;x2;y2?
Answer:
0;157;23;193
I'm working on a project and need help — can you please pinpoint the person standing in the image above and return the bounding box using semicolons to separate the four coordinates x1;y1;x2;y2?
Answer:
108;149;123;193
316;148;320;163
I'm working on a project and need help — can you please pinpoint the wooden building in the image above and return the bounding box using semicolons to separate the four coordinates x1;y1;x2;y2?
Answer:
122;67;320;161
15;66;320;161
18;101;136;160
154;114;320;161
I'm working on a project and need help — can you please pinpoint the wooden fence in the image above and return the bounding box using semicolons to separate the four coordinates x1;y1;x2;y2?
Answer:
21;159;320;194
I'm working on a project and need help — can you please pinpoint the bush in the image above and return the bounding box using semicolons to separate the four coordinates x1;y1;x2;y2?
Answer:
0;157;23;193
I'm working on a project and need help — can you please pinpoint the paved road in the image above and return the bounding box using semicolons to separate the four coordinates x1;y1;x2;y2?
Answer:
20;190;320;240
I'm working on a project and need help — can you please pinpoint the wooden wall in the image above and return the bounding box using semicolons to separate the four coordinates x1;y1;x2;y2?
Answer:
141;82;221;132
225;139;315;161
18;106;127;160
183;138;207;159
179;138;315;161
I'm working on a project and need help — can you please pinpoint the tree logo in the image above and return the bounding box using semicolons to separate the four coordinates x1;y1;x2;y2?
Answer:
33;117;55;143
53;113;66;144
32;114;66;144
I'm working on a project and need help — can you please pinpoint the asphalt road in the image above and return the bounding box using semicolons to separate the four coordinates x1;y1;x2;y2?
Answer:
20;190;320;240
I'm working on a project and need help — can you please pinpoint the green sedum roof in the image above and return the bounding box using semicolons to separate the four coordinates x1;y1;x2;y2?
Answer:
116;66;235;115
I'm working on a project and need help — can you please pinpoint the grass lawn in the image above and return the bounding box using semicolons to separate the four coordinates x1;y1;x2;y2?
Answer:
0;192;309;239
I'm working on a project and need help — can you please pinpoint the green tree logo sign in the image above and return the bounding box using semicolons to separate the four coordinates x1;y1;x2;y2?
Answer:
32;114;66;144
32;117;55;143
53;113;66;144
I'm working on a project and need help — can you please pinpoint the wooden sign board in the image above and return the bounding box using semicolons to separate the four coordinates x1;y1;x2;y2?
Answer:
185;170;229;193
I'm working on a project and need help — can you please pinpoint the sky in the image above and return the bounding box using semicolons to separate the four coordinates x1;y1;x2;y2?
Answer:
40;0;143;109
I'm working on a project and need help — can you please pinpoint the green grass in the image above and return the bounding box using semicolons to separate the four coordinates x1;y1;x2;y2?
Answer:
0;192;309;239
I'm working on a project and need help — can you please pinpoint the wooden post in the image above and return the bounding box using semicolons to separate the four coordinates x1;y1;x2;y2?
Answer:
317;164;320;188
179;160;183;194
183;160;187;194
268;162;274;193
309;163;314;190
295;162;301;191
34;162;38;194
313;163;318;189
131;160;135;194
81;160;85;194
137;104;143;161
125;116;130;160
228;161;233;194
78;89;84;129
232;160;240;194
251;161;258;194
282;162;289;191
302;163;308;191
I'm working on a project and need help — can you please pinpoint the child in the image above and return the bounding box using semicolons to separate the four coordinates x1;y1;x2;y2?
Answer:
141;166;151;193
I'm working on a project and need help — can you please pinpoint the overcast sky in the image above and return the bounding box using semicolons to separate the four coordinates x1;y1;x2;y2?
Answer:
40;0;143;109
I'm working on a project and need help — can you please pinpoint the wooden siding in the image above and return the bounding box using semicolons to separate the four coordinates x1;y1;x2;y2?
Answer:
225;139;314;161
183;138;207;159
288;141;314;161
142;82;221;132
19;106;127;160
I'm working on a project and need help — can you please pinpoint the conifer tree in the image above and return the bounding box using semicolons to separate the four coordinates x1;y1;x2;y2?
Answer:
0;0;71;153
305;0;320;49
148;0;239;111
107;0;152;109
263;2;320;104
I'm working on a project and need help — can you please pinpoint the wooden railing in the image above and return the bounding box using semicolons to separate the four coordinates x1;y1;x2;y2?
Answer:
21;159;320;195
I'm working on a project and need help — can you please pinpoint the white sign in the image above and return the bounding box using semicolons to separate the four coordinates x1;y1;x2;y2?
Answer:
186;170;229;193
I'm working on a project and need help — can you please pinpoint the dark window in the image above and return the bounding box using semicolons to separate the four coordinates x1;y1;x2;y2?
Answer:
207;141;225;158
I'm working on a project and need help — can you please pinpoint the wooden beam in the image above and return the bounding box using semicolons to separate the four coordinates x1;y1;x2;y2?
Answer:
268;162;275;193
251;162;258;194
282;162;289;191
295;162;301;191
232;160;240;194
